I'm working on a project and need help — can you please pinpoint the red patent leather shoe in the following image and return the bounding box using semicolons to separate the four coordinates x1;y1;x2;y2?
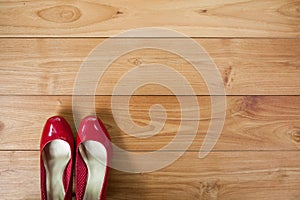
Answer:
40;116;74;200
75;116;112;200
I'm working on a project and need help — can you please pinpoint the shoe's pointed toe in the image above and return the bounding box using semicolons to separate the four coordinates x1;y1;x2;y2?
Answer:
41;116;74;149
77;116;111;149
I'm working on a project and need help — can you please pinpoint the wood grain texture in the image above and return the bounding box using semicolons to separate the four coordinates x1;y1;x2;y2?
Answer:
1;38;300;95
0;151;299;200
1;0;300;199
0;0;300;37
0;96;299;151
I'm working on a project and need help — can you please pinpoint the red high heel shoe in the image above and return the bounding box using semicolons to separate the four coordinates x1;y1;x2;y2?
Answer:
75;116;112;200
40;116;74;200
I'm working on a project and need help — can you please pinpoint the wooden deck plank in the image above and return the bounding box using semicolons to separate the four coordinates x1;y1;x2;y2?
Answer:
0;38;300;95
0;0;299;37
0;151;299;200
0;96;299;151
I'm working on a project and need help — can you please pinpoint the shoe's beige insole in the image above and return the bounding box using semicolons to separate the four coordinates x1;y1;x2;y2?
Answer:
79;141;107;200
42;139;71;200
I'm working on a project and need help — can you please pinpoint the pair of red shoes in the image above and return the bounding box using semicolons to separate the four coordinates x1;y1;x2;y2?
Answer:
40;116;112;200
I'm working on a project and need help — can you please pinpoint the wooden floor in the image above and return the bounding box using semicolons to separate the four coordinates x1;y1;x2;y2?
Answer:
0;0;300;199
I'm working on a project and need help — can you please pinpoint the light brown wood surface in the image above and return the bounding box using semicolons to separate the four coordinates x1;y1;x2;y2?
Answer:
1;0;300;199
0;0;300;37
0;96;299;151
1;151;300;200
0;38;300;95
